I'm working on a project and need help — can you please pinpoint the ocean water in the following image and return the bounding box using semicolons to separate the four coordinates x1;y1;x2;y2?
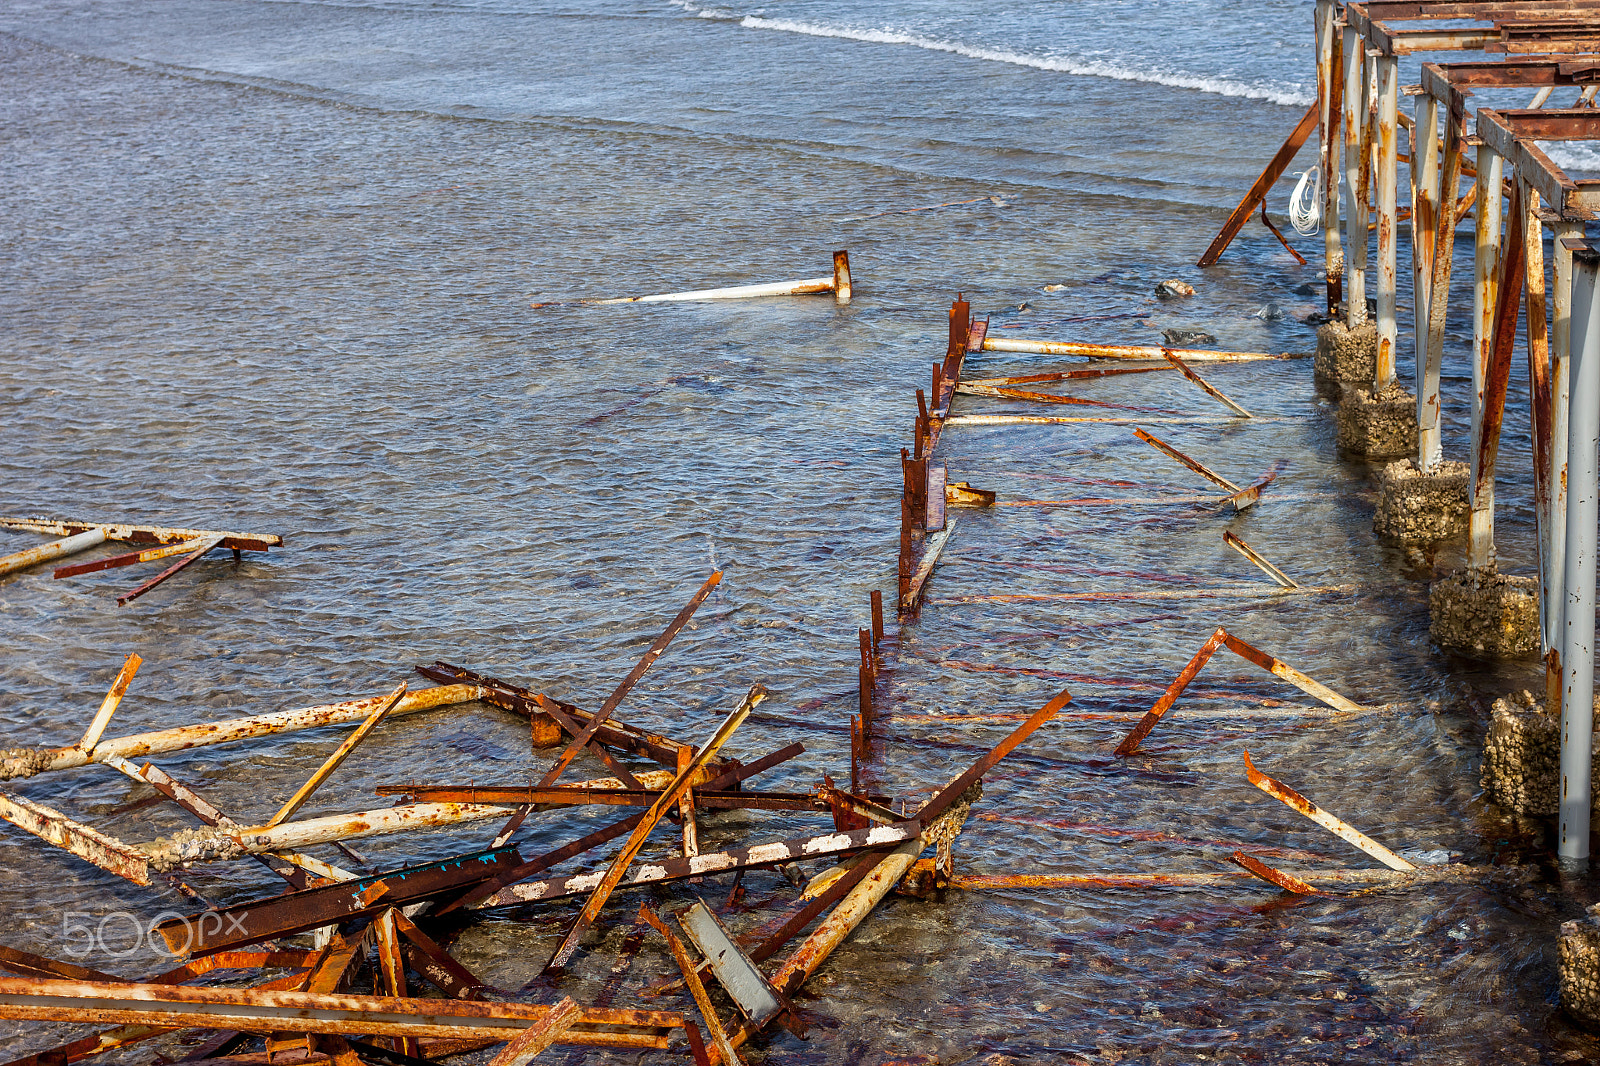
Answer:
0;1;1593;1063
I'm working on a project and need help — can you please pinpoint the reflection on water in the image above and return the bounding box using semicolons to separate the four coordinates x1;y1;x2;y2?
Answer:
0;1;1590;1062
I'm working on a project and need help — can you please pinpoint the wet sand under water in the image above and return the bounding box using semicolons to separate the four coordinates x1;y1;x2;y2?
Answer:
0;12;1596;1066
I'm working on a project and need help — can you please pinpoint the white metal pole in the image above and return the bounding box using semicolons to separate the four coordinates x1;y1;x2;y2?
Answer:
1559;248;1600;862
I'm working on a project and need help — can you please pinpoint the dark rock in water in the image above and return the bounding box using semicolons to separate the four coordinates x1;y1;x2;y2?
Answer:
435;731;517;762
1291;282;1319;296
1156;279;1195;298
1161;327;1216;347
1017;301;1033;312
1253;302;1286;321
1303;310;1333;326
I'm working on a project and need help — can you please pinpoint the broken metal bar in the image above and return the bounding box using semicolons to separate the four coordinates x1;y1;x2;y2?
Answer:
946;481;996;506
1114;628;1228;757
1161;352;1251;417
638;906;745;1066
0;684;484;782
0;790;150;884
438;742;805;915
79;655;141;755
1222;532;1301;589
913;688;1070;831
1219;633;1365;712
953;382;1174;414
153;848;521;956
376;785;820;811
0;518;280;552
55;537;216;580
562;252;851;306
266;683;408;828
981;338;1293;362
964;366;1172;387
117;535;226;606
1198;102;1321;267
0;978;686;1048
1133;429;1241;494
676;902;786;1031
1242;750;1415;870
481;998;580;1066
417;662;691;767
540;571;722;788
1219;462;1284;512
100;755;343;887
475;819;924;910
901;519;955;615
543;683;764;974
536;695;646;792
1228;851;1321;895
392;913;486;1001
0;528;108;579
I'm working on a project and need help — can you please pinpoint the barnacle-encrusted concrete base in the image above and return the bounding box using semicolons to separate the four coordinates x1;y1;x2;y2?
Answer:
1315;320;1377;383
1336;384;1417;460
1373;458;1469;544
1430;567;1539;658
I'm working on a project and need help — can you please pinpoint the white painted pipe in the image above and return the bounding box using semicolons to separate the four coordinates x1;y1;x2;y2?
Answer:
1559;248;1600;863
590;277;835;304
0;528;107;578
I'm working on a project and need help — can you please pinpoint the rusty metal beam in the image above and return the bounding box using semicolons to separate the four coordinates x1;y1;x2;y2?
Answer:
1198;104;1320;267
1243;750;1416;870
543;684;763;974
0;517;281;552
0;978;685;1049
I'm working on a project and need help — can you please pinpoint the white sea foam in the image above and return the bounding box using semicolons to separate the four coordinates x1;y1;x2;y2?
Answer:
1540;140;1600;176
668;3;1311;107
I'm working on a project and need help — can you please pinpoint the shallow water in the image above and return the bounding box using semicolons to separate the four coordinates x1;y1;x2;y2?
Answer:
0;1;1594;1063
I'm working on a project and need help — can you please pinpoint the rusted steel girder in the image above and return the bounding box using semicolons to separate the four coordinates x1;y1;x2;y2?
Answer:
377;785;821;812
0;517;281;552
539;571;722;790
416;662;694;767
1197;103;1321;268
1115;629;1365;756
1243;750;1416;870
0;528;107;579
153;848;521;956
543;685;763;974
436;742;805;915
0;683;483;782
1470;177;1528;568
0;977;688;1049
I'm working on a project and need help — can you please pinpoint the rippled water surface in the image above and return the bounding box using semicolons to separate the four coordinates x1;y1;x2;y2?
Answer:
1;1;1596;1063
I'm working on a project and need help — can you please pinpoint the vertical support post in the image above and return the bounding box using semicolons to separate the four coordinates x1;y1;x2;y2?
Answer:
1374;55;1399;390
676;746;698;859
1317;0;1344;313
1412;92;1441;465
869;590;884;653
1550;219;1583;711
858;629;873;726
1528;189;1555;667
1558;247;1600;863
1342;28;1368;328
1469;144;1505;569
1422;103;1464;473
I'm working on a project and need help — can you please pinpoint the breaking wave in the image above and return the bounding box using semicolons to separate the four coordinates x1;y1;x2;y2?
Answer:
666;2;1311;107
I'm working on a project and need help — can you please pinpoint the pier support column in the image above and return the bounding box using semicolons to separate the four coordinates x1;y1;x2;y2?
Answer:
1432;167;1539;656
1558;246;1600;863
1316;0;1343;314
1468;144;1505;568
1375;90;1466;543
1375;54;1401;392
1342;26;1368;330
1547;218;1584;711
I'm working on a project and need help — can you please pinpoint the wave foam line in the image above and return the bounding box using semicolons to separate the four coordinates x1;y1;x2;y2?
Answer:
675;6;1311;107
